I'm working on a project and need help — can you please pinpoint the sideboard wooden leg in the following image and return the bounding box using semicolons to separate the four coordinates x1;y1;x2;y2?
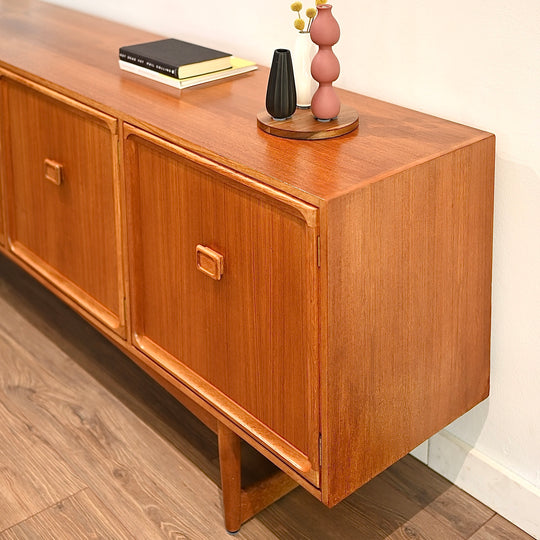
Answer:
218;422;243;533
217;422;298;532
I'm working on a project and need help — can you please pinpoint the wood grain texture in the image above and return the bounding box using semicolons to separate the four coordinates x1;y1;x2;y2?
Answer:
0;489;132;540
0;245;321;500
0;0;497;522
0;256;529;539
260;472;466;540
469;514;535;540
125;128;320;481
123;124;319;227
0;333;85;531
1;76;125;334
0;256;275;540
257;106;359;140
218;422;243;532
217;422;298;532
383;455;495;537
323;136;495;505
240;471;298;527
0;0;491;204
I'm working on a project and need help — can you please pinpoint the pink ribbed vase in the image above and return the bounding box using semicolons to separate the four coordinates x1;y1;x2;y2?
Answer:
310;4;340;121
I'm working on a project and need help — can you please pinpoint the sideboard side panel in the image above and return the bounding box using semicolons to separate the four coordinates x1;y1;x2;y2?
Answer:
323;135;495;505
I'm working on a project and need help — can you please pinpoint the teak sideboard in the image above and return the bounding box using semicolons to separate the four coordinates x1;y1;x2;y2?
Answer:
0;0;495;531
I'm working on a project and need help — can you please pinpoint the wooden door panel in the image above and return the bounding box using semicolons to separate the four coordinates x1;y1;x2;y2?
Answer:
2;78;124;333
126;128;319;478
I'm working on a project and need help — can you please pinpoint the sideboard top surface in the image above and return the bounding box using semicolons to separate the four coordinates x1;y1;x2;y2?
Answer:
0;0;491;202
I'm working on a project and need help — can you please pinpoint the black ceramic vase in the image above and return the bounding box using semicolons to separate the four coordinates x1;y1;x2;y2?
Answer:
265;49;296;121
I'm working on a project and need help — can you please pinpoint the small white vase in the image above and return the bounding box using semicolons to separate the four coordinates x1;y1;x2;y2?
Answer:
292;32;317;108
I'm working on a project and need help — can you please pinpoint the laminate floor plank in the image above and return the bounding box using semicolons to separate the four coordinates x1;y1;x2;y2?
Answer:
256;473;464;540
382;453;495;537
0;320;275;539
469;514;535;540
0;258;276;540
0;337;85;531
0;488;132;540
0;258;221;481
0;254;533;539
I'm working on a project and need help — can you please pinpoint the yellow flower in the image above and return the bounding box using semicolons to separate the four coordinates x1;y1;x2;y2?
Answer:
290;1;302;11
315;0;327;5
306;7;316;18
294;18;306;30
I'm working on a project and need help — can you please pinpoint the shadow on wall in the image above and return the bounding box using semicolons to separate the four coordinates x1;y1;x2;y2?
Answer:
430;398;490;482
436;154;540;482
431;152;540;483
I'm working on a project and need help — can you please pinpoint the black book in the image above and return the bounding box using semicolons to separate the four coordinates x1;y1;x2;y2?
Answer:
119;38;232;79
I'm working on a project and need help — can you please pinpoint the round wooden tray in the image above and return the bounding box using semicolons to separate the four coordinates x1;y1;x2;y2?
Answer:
257;105;359;140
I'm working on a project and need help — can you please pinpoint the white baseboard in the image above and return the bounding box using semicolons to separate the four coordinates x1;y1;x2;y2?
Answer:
409;440;429;464
426;430;540;539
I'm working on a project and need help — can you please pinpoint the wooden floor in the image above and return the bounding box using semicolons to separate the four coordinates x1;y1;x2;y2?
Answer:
0;253;533;540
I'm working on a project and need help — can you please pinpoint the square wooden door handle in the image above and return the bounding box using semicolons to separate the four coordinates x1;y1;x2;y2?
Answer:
44;158;63;185
196;245;224;280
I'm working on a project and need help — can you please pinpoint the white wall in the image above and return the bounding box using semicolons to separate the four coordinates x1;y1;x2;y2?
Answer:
47;1;540;536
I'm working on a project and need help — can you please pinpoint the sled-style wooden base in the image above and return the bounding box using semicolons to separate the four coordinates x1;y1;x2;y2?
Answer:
217;423;298;532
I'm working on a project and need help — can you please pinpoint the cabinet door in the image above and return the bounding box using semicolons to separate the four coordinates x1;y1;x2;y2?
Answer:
125;127;320;484
2;78;124;334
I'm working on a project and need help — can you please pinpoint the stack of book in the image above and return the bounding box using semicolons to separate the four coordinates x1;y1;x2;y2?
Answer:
119;38;257;89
